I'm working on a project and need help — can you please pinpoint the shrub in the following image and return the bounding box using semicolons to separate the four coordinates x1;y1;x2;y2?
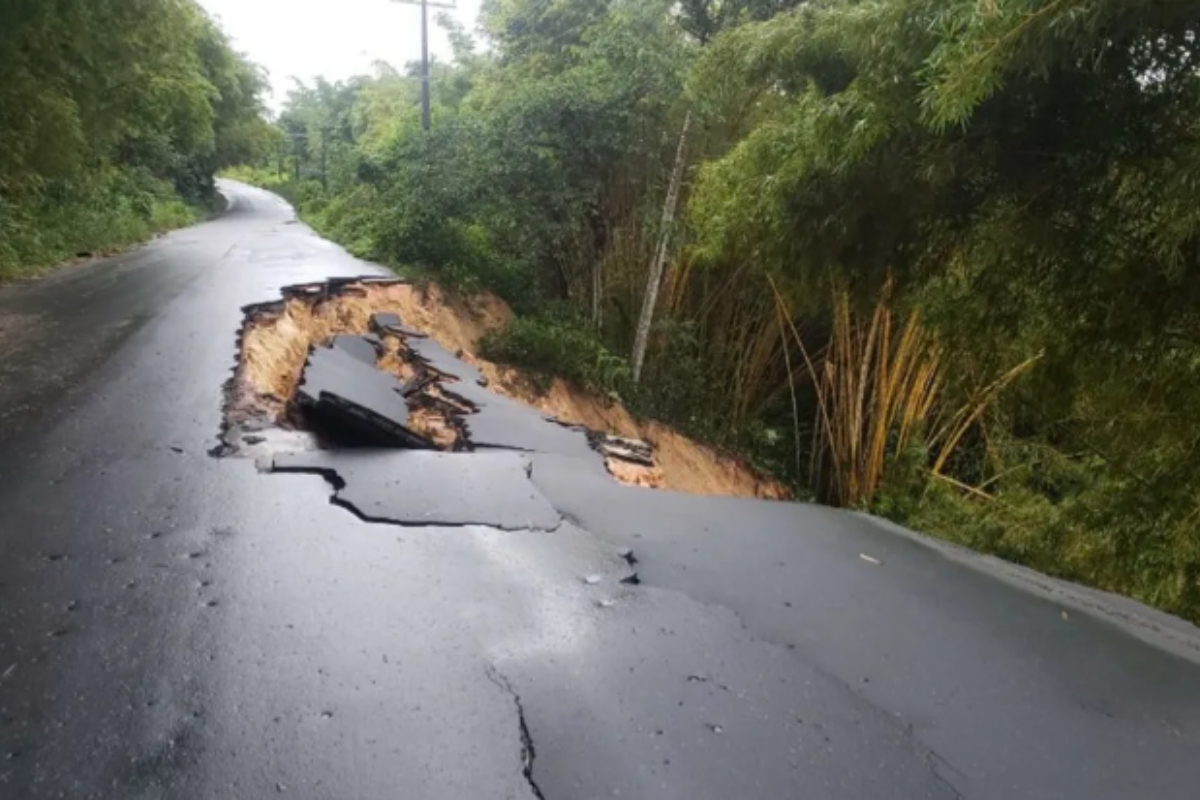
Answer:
0;169;199;282
481;313;631;396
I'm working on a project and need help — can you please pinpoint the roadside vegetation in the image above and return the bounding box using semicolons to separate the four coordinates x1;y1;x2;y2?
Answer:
0;0;275;281
228;0;1200;623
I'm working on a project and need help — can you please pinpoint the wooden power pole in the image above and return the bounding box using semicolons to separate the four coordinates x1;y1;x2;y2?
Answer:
292;133;302;181
393;0;457;131
320;128;329;189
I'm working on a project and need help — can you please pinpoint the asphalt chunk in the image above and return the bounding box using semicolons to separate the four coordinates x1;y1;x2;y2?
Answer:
400;337;598;460
462;396;598;460
406;337;484;384
369;312;403;334
271;450;562;531
297;345;431;448
328;334;382;366
297;345;403;413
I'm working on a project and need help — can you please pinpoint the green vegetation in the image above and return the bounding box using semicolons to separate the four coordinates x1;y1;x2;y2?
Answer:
0;0;274;280
230;0;1200;622
480;312;632;396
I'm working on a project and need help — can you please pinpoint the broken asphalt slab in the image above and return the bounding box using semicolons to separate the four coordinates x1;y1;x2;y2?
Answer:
297;344;431;448
371;311;427;339
406;337;484;384
447;377;600;460
271;450;562;531
403;336;601;461
463;395;599;460
297;344;407;415
370;312;403;331
329;334;382;365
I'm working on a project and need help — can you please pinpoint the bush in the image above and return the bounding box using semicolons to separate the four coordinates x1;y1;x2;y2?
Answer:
481;313;632;396
0;169;199;282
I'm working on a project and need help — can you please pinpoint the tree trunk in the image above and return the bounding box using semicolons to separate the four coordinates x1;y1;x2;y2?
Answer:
631;111;691;385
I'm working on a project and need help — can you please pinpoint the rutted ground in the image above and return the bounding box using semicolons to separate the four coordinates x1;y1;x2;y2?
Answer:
225;277;785;498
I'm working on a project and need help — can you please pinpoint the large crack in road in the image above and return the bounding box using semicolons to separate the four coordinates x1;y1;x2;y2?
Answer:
216;277;666;490
486;666;548;800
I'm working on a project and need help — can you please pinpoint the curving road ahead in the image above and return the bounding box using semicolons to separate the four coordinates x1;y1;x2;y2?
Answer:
1;182;1199;799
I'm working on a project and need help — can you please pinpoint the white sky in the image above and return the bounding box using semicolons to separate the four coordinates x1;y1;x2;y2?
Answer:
198;0;484;110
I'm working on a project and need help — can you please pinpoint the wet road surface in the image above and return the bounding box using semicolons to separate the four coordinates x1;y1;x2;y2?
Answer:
1;182;1199;799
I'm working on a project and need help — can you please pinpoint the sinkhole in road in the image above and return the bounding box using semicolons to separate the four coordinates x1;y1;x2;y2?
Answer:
214;276;666;489
217;277;479;456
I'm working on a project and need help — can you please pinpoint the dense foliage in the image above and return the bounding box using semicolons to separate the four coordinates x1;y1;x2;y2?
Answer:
234;0;1200;622
0;0;274;279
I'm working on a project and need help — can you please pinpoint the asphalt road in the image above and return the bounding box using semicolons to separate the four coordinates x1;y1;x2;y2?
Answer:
1;181;1199;799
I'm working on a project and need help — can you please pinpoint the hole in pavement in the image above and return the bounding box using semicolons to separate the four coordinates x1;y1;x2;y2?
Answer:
215;278;478;458
213;277;667;489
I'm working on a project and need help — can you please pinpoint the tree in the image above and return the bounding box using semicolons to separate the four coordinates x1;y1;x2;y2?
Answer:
631;112;691;384
675;0;806;43
689;0;1200;615
0;0;269;277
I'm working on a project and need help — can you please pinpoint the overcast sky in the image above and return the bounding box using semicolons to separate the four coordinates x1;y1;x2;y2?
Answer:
198;0;484;110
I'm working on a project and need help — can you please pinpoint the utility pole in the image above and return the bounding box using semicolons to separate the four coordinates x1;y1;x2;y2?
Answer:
420;0;430;130
320;128;329;190
392;0;456;131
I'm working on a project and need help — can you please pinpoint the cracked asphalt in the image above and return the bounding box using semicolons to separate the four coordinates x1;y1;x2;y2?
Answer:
2;182;1200;799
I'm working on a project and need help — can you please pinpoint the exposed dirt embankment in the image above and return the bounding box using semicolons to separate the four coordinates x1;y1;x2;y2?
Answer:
235;279;786;499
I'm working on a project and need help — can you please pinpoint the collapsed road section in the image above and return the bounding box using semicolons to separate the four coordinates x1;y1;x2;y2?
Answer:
216;276;664;490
